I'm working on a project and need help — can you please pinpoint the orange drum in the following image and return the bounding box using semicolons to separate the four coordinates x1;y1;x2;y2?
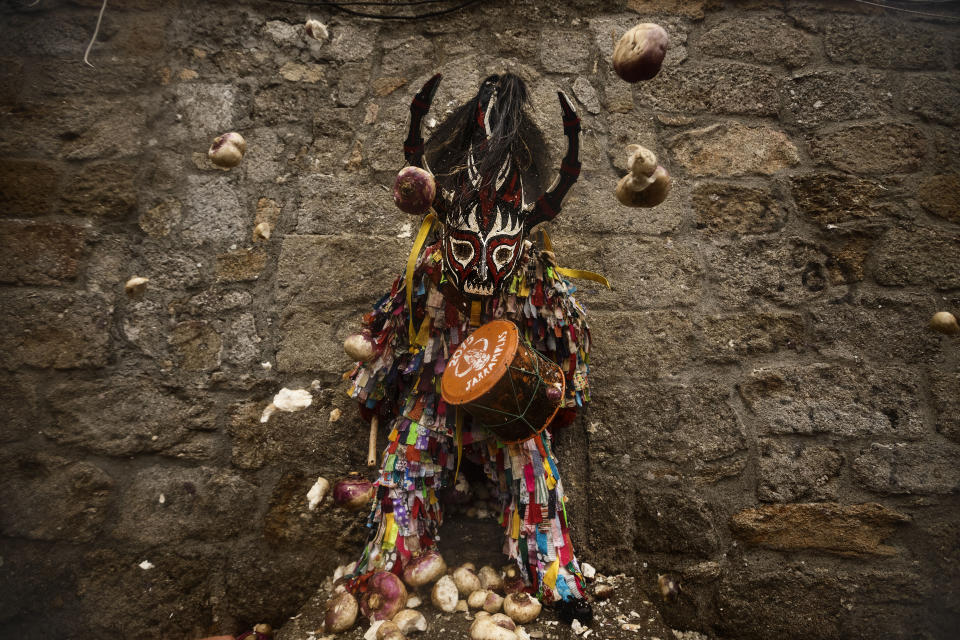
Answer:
441;320;565;444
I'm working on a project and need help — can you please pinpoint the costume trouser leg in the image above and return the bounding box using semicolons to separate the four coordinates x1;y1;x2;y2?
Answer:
354;410;453;577
481;432;587;603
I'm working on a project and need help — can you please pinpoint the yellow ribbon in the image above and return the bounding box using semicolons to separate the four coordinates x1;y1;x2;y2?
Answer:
540;228;611;289
406;212;438;345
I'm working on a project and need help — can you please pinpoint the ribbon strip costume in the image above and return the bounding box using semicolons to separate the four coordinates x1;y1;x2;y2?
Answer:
346;74;594;615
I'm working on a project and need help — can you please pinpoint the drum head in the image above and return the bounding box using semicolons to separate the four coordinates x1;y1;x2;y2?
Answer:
441;320;519;405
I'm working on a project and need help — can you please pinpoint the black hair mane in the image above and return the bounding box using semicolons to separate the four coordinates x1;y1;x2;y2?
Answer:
424;74;551;224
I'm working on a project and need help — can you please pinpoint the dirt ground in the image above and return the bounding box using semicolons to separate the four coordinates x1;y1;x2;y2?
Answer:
275;518;697;640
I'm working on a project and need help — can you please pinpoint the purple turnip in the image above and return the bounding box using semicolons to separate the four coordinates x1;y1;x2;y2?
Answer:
333;473;375;511
361;571;408;622
613;23;669;83
393;166;436;215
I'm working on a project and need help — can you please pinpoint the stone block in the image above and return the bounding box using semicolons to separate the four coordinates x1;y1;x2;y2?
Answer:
180;174;245;247
0;57;23;105
0;374;40;444
276;234;409;308
0;454;112;542
322;23;379;63
824;16;950;70
34;58;155;97
138;244;208;290
730;502;909;556
76;546;218;640
626;0;708;19
670;122;800;177
0;159;59;216
790;173;884;228
808;294;946;365
590;378;747;471
854;442;960;495
223;313;262;366
0;220;84;285
781;70;890;129
916;173;960;224
170;320;222;371
228;389;368;470
698;312;804;363
253;83;327;126
113;465;256;545
931;372;960;444
873;226;960;290
215;248;267;282
276;304;367;375
61;162;138;217
138;199;182;237
46;377;215;457
634;489;721;556
58;99;148;161
739;364;925;439
808;123;925;174
758;440;842;503
0;291;111;369
297;173;409;236
717;565;930;640
174;82;240;137
707;236;835;307
698;15;812;68
361;101;407;172
898;73;960;126
552;171;684;236
640;62;779;116
692;182;786;234
557;234;703;309
539;28;593;74
590;309;697;378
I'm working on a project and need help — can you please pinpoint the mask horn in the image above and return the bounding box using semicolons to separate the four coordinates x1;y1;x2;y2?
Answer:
524;91;581;231
403;74;442;168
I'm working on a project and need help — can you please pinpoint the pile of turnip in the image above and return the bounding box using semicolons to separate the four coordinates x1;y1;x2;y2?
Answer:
321;552;547;640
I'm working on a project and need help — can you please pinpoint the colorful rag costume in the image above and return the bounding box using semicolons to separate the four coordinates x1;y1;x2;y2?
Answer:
345;73;595;608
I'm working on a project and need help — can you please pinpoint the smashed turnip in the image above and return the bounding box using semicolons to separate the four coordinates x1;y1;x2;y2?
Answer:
392;609;427;634
470;612;518;640
393;166;436;215
344;332;377;362
453;564;482;597
478;566;503;593
502;592;541;624
616;165;671;208
613;23;669;83
375;621;401;639
362;571;408;622
333;473;375;511
306;476;330;510
324;591;358;633
125;276;149;298
402;550;447;588
208;132;246;168
431;575;458;612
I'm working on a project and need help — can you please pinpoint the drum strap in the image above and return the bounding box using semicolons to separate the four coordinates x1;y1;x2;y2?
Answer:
454;407;464;484
406;212;438;345
539;228;612;289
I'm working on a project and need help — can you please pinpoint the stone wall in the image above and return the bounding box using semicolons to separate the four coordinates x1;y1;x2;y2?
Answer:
0;0;958;638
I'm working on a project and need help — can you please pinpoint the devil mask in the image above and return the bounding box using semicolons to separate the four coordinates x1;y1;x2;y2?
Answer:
403;73;581;298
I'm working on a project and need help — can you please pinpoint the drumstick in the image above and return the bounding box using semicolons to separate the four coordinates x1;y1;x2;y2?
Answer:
367;415;379;467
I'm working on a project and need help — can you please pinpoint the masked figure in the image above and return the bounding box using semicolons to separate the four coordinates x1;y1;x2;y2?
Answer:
346;73;593;623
